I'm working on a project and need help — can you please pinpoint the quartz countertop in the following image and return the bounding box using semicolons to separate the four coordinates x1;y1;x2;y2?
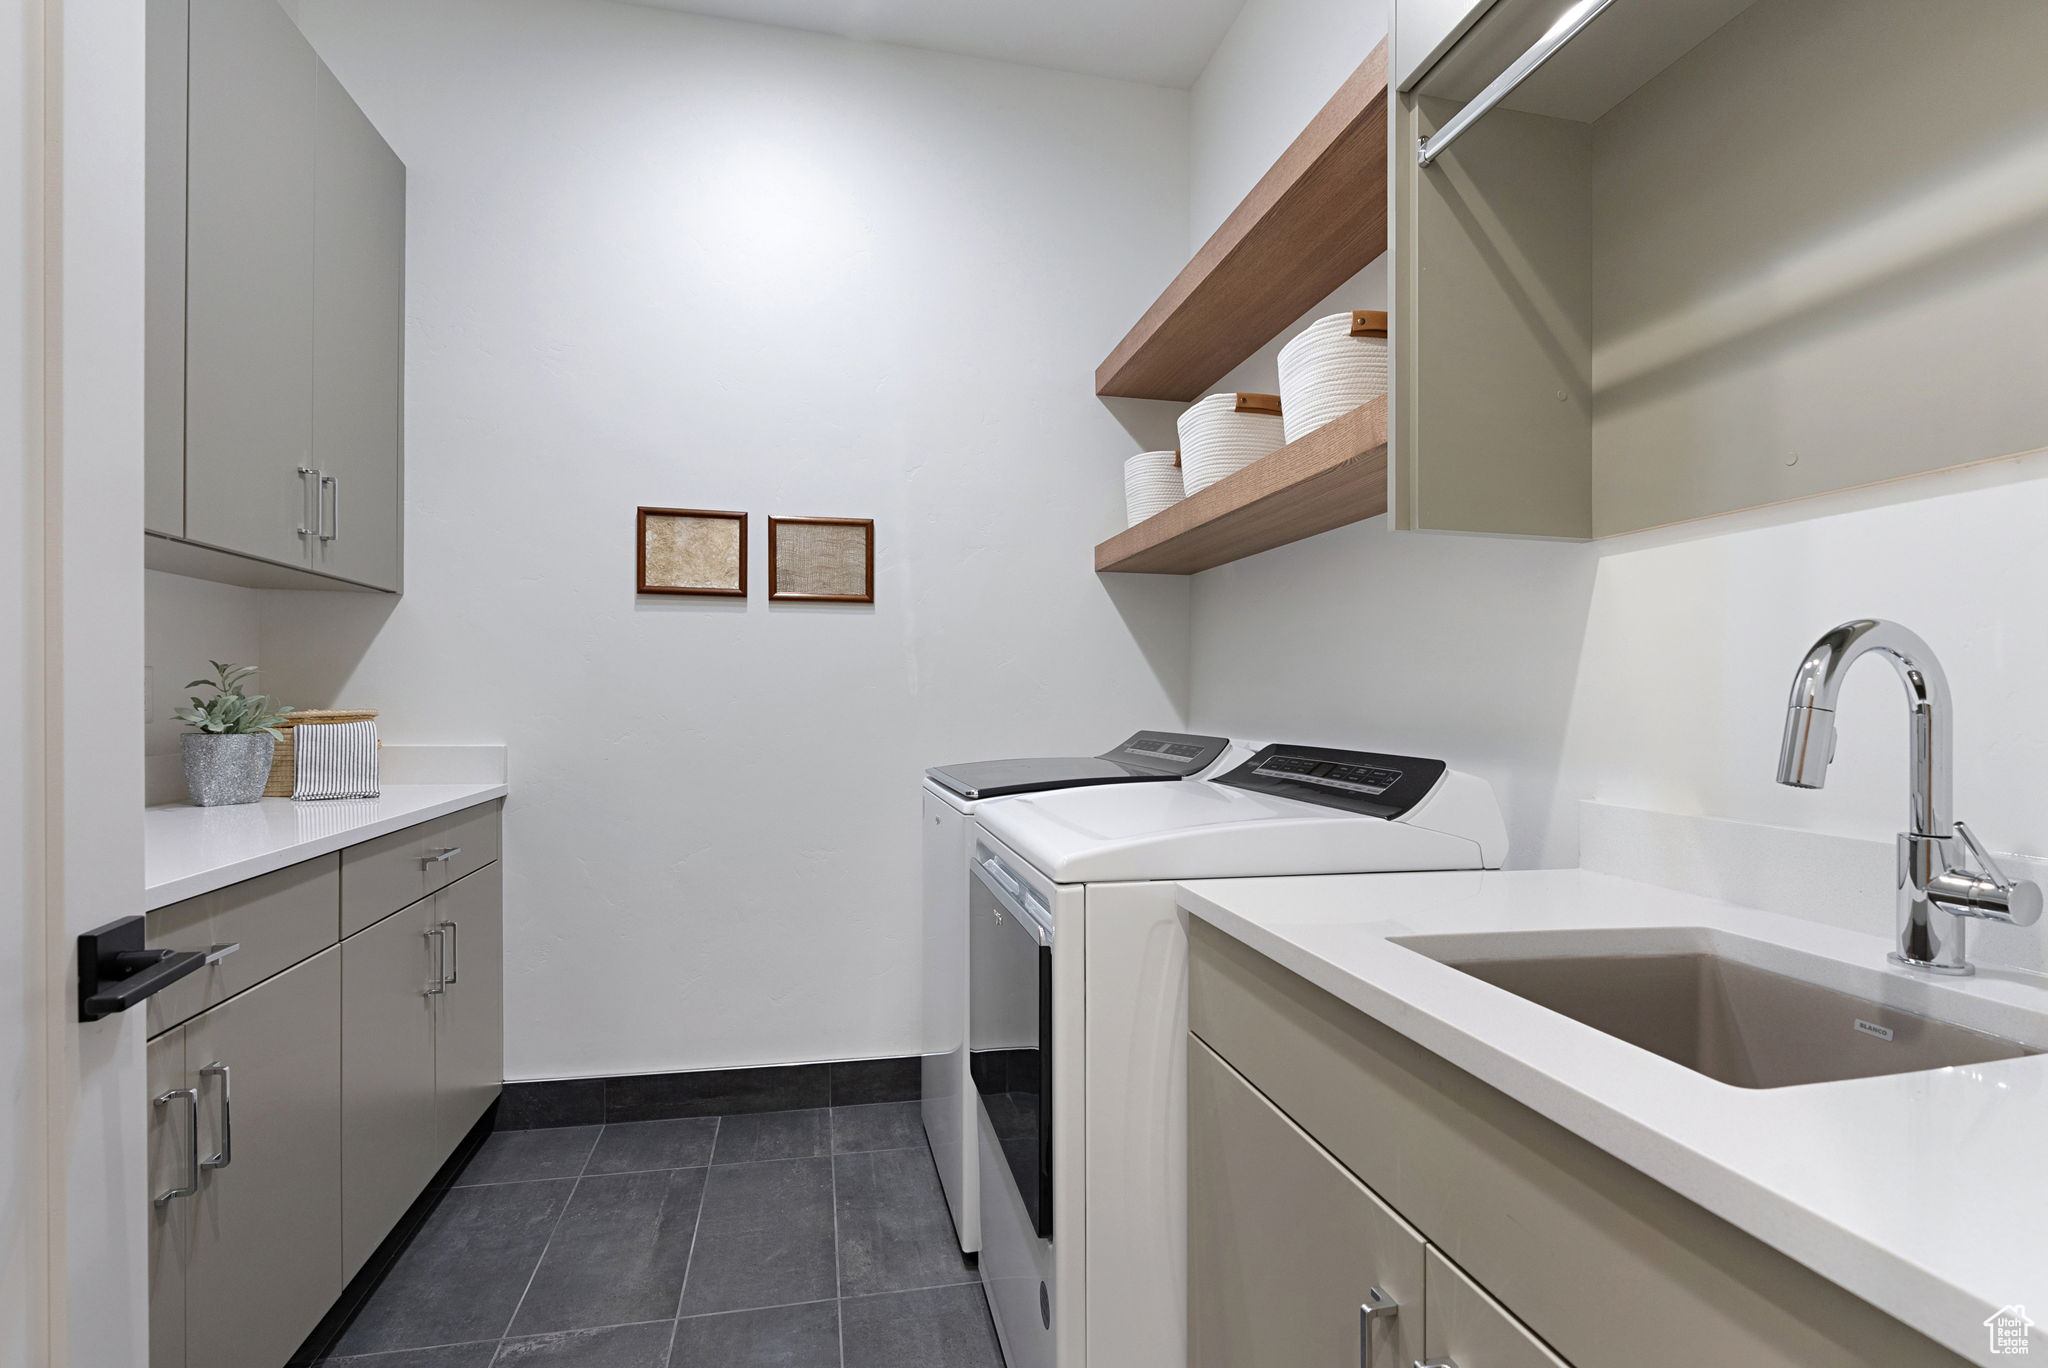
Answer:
1176;868;2048;1365
146;783;507;910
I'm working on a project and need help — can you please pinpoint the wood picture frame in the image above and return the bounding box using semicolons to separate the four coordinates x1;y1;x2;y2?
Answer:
636;507;748;597
767;516;874;603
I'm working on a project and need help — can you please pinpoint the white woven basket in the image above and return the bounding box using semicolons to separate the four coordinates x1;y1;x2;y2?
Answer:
1277;311;1388;444
1124;450;1184;527
1177;393;1285;494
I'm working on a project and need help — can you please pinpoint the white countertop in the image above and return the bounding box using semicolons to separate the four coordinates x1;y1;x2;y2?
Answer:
1177;868;2048;1365
145;783;507;910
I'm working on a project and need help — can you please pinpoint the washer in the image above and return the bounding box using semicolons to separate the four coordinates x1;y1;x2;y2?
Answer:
920;731;1234;1254
967;743;1506;1368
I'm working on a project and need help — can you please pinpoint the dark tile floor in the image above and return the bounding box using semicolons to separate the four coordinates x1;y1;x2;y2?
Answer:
318;1101;1004;1368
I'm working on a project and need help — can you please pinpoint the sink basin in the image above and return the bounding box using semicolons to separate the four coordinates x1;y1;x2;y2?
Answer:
1394;928;2042;1088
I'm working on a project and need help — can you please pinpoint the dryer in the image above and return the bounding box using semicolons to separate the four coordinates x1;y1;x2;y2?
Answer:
968;743;1506;1368
920;731;1233;1253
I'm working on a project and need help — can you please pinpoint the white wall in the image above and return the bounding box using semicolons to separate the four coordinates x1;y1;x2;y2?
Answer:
144;571;264;803
269;0;1193;1080
1184;0;2048;967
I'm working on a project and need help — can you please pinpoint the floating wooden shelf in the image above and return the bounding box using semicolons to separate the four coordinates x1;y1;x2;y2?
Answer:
1095;42;1390;402
1095;399;1388;574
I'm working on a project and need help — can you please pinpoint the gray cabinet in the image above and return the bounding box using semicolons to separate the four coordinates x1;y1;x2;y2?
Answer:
149;948;344;1368
341;898;442;1278
149;803;503;1366
1188;1038;1425;1368
148;0;405;591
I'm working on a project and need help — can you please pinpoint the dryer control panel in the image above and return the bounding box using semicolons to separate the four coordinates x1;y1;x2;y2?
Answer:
1217;744;1447;819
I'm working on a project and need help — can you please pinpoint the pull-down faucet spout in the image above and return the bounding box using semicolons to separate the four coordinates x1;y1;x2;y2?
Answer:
1775;619;2039;975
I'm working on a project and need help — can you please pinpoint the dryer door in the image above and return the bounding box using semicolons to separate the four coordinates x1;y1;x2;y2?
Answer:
969;851;1053;1239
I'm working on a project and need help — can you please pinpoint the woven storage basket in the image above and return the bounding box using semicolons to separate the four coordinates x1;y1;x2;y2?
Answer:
1278;311;1388;445
264;709;380;796
1177;393;1285;495
1124;450;1185;527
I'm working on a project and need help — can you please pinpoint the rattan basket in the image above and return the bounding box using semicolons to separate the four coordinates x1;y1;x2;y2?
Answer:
264;710;380;796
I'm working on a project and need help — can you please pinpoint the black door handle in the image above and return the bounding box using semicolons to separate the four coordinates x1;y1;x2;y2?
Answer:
79;917;205;1022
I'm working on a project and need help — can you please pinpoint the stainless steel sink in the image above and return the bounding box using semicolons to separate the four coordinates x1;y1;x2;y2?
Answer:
1395;929;2042;1089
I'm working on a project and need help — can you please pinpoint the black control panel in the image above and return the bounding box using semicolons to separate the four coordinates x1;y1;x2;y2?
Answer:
1217;743;1446;819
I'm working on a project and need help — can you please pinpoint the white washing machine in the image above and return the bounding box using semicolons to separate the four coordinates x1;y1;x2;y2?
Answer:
966;743;1506;1368
920;732;1235;1254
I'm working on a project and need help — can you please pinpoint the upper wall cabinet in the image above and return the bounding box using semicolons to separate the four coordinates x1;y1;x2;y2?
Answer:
147;0;406;592
1390;0;2048;538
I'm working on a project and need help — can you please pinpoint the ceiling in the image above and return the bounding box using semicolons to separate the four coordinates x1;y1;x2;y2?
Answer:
614;0;1250;88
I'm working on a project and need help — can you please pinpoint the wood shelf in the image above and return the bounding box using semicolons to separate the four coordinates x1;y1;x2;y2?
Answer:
1095;42;1390;402
1095;399;1388;575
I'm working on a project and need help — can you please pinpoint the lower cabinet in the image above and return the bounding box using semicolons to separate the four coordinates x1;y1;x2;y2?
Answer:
1186;919;1974;1368
148;806;503;1368
149;948;343;1368
1188;1037;1424;1368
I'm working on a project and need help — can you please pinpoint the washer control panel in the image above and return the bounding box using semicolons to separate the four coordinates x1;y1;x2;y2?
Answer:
1218;744;1447;819
1105;731;1230;774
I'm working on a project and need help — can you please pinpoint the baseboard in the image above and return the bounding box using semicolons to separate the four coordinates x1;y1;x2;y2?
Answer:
495;1055;921;1130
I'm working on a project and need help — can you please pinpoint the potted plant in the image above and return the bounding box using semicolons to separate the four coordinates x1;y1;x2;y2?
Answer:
175;662;292;807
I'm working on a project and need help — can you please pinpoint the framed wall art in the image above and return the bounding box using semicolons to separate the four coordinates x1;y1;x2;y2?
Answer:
768;516;874;603
636;507;747;597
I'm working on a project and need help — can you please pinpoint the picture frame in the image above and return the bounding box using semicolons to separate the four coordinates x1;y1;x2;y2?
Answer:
636;507;748;597
768;516;875;603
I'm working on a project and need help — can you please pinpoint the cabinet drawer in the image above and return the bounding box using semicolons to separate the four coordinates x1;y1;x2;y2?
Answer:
1427;1247;1569;1368
147;854;340;1036
1186;920;1971;1368
341;801;500;937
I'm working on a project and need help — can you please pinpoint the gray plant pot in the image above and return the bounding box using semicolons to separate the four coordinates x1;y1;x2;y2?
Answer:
182;733;276;807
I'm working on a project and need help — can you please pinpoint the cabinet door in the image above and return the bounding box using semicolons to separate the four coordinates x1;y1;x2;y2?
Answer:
145;0;190;537
183;0;318;568
148;1028;192;1368
434;862;505;1149
341;897;442;1279
1426;1246;1573;1368
183;946;343;1368
1187;1036;1426;1368
311;64;405;591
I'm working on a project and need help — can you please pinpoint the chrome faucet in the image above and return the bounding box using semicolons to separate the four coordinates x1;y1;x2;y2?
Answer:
1776;619;2041;975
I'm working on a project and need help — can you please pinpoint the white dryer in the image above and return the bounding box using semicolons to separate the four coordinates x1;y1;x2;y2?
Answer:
967;744;1506;1368
919;732;1234;1253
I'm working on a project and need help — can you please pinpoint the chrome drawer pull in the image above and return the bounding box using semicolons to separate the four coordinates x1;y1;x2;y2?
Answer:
198;1061;232;1171
204;942;240;966
153;1087;199;1206
438;919;459;985
1359;1287;1399;1368
425;926;447;995
423;846;463;868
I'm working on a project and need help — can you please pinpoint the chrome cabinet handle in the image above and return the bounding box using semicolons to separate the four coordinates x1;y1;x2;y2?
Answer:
198;1061;232;1172
153;1087;200;1207
438;919;459;985
296;465;320;537
423;846;463;868
425;926;447;995
204;942;240;966
319;473;338;542
1360;1287;1399;1368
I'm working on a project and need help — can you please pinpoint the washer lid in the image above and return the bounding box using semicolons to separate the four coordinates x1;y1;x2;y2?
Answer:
925;730;1228;801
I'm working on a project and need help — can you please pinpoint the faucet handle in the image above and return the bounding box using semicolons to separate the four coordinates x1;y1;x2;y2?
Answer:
1944;821;2043;927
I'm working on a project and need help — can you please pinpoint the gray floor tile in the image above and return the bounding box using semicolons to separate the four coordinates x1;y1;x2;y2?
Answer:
509;1169;707;1336
711;1109;827;1165
585;1118;718;1175
324;1345;498;1368
677;1157;837;1317
833;1148;976;1298
492;1320;676;1367
840;1285;1002;1368
460;1127;603;1185
667;1301;840;1368
335;1180;573;1356
829;1101;922;1155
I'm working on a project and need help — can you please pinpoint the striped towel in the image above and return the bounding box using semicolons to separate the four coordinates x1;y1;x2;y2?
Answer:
292;719;381;800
